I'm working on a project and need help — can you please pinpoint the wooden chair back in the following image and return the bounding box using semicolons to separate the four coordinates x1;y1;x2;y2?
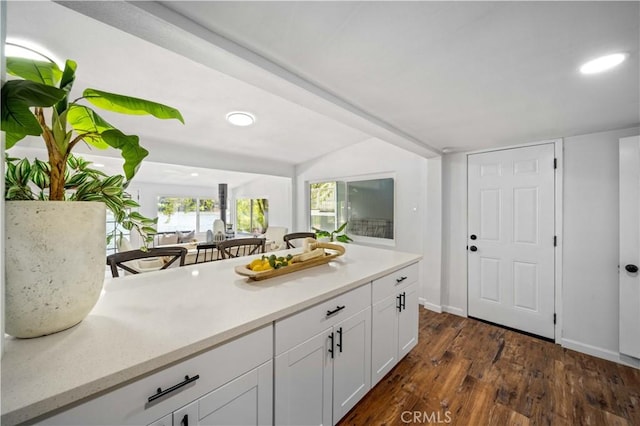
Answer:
284;232;316;249
106;247;187;278
217;238;266;259
195;243;219;263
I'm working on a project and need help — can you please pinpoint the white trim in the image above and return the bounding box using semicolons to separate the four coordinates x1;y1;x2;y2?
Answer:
464;139;562;155
553;139;564;344
562;338;640;369
421;300;442;313
465;139;563;342
442;305;465;317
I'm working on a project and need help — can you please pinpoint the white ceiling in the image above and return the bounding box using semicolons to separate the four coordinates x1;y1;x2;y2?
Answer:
4;0;640;182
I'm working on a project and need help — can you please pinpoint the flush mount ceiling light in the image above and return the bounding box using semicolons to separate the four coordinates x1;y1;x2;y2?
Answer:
579;53;627;74
5;39;63;68
226;111;255;127
190;172;199;177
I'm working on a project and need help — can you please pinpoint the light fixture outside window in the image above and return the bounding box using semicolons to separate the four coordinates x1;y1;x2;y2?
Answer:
226;111;255;127
580;53;627;74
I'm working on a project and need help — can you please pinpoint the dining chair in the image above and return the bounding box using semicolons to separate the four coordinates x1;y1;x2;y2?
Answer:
106;247;187;278
283;232;316;249
217;238;266;259
195;243;219;263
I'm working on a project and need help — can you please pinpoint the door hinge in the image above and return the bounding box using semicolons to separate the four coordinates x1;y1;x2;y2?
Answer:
554;236;557;247
554;158;557;169
553;313;557;324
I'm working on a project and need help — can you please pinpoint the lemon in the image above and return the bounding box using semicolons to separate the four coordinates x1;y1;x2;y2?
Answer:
249;259;262;270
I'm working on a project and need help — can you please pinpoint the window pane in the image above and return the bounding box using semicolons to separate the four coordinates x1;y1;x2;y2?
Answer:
236;198;251;233
157;197;197;232
347;178;394;239
198;198;220;232
252;199;269;234
310;182;337;231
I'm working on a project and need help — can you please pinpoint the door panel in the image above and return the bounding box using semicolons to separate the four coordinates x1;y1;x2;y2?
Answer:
371;295;398;386
619;135;640;358
275;329;333;426
398;282;419;358
468;144;555;338
333;307;371;424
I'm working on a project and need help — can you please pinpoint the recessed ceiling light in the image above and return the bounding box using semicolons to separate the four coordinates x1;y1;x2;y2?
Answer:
190;172;199;177
226;111;255;127
580;53;627;74
93;163;105;168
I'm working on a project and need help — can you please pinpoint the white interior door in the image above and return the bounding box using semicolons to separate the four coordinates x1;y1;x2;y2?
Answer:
468;144;555;339
619;135;640;358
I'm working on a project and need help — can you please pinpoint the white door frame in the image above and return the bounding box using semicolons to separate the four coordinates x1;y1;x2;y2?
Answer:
466;138;563;343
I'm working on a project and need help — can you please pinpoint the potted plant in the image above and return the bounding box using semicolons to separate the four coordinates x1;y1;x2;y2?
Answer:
312;222;353;243
1;57;183;337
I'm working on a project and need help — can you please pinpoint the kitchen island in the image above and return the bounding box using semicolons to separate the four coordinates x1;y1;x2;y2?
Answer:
1;244;421;425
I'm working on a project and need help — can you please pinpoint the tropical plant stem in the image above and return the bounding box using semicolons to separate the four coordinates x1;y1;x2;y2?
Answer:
36;107;66;200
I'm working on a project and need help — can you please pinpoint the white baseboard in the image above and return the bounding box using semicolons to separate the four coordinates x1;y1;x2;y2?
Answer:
441;305;465;317
421;299;442;313
561;338;640;369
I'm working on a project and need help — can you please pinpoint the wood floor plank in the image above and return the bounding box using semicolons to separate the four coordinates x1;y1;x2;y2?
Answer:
337;309;640;426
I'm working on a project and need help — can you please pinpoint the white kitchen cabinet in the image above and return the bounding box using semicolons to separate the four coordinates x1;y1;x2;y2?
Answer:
39;326;273;426
371;264;420;386
163;360;273;426
274;284;372;426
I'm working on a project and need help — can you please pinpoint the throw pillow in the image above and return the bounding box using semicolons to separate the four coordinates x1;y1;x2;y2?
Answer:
158;234;178;246
178;230;195;243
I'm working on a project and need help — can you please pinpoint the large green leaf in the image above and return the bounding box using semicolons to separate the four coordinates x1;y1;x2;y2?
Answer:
67;105;113;149
83;88;184;123
1;80;66;148
55;60;77;114
6;57;62;86
100;129;149;181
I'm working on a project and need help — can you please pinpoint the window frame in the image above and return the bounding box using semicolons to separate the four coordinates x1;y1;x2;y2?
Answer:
307;172;396;246
156;195;220;233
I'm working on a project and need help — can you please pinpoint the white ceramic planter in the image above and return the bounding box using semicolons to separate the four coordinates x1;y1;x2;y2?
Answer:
5;201;106;338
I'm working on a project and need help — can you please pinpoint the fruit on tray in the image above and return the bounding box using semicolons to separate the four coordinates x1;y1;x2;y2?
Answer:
249;254;295;271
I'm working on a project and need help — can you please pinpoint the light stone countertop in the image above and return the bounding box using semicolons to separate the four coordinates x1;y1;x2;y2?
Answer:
1;244;421;425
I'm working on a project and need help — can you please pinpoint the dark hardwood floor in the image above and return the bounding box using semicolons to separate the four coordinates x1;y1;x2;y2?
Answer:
338;308;640;425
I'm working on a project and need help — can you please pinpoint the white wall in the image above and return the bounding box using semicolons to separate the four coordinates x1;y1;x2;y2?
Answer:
562;127;640;364
231;176;293;232
441;126;640;365
294;138;435;302
424;157;443;312
1;0;6;357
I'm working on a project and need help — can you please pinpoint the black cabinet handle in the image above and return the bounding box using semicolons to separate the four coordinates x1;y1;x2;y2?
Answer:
181;414;189;426
328;332;334;358
326;305;346;317
470;234;477;240
626;264;639;273
400;292;406;311
148;375;200;403
395;276;407;284
469;246;478;252
396;294;402;312
336;327;343;353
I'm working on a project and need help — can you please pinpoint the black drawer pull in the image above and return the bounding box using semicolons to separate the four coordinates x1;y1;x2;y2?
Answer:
148;374;200;403
326;305;346;317
328;332;335;358
395;276;408;284
336;327;343;353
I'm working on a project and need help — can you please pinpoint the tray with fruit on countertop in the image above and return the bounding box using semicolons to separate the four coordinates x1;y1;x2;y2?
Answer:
234;239;345;281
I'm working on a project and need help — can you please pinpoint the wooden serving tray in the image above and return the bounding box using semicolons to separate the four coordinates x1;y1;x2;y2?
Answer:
235;242;345;281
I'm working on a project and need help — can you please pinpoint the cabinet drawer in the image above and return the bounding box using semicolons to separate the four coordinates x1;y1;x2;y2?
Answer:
39;325;273;426
275;284;371;355
372;262;419;303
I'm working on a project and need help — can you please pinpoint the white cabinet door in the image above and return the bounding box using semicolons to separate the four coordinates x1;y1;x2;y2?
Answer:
147;414;172;426
371;294;399;386
173;400;198;426
199;361;273;426
620;135;640;358
398;282;419;359
275;329;333;426
332;307;371;424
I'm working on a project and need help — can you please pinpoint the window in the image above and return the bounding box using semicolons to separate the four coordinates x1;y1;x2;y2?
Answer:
310;177;394;241
106;210;130;256
157;197;220;232
236;198;269;234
